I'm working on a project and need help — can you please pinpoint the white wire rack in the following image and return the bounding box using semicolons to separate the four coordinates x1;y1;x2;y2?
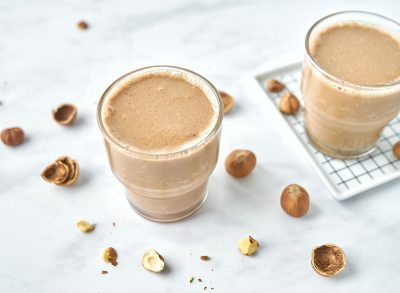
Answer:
255;62;400;200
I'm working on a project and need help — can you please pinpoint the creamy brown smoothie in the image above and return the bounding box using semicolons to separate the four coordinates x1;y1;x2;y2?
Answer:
302;13;400;158
98;66;223;222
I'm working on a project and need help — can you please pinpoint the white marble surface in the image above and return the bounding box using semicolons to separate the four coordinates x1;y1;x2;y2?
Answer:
1;0;400;292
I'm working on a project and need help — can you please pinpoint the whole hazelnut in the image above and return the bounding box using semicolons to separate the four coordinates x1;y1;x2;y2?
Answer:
1;127;25;146
225;149;256;178
280;184;310;218
279;92;300;114
219;91;234;114
393;141;400;159
267;79;285;92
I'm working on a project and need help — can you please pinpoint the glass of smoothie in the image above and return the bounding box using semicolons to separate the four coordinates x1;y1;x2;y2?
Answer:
97;66;223;222
301;11;400;159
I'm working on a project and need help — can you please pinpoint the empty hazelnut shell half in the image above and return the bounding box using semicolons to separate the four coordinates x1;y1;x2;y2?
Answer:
142;249;165;273
225;149;256;178
279;92;300;114
41;156;79;186
311;244;346;277
52;104;77;126
219;91;234;114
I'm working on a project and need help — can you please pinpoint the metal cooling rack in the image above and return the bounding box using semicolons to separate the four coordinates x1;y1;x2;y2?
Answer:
254;62;400;200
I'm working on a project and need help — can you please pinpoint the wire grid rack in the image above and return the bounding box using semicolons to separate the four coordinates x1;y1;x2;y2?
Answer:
255;62;400;200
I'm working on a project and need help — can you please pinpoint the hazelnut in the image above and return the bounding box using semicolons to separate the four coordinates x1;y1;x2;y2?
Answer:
219;91;234;114
77;21;89;30
142;249;165;273
41;156;79;186
280;184;310;218
225;149;256;178
279;92;300;114
267;79;285;92
238;235;259;256
77;220;96;233
311;244;346;277
1;127;25;146
200;255;209;261
102;247;118;266
52;104;77;126
393;141;400;159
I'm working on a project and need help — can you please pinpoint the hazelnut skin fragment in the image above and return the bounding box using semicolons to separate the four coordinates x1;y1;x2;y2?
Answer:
102;247;118;266
52;104;77;126
267;79;285;92
142;249;165;273
1;127;25;146
393;141;400;159
238;236;259;256
41;156;79;186
219;91;234;114
77;21;89;30
279;92;300;114
311;244;346;277
280;184;310;218
77;220;96;233
200;255;209;261
225;149;256;178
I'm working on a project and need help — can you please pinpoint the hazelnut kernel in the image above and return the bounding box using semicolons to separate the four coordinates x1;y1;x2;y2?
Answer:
311;244;346;277
77;220;95;233
52;104;77;126
238;236;259;256
393;141;400;159
267;79;285;92
279;92;300;114
219;91;234;114
280;184;310;218
1;127;25;146
142;249;165;273
102;247;118;266
225;149;256;178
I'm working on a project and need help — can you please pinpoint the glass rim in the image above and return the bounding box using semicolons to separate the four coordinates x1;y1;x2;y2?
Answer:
305;10;400;89
96;65;224;159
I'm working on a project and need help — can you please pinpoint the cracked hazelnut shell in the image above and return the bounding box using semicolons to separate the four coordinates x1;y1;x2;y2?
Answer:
311;244;346;277
1;127;25;146
52;104;77;126
280;184;310;218
225;149;256;178
219;91;234;114
142;249;165;273
279;92;300;114
41;156;79;186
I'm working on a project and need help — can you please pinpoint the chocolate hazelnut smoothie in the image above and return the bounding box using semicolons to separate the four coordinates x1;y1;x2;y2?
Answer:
98;66;223;222
302;17;400;158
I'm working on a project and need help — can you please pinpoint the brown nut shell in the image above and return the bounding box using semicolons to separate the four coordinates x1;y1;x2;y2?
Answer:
52;104;77;126
77;21;89;30
280;184;310;218
102;247;118;266
393;141;400;159
225;149;256;178
279;92;300;114
1;127;25;146
41;161;70;185
219;91;234;114
56;156;79;185
311;244;346;277
267;79;285;92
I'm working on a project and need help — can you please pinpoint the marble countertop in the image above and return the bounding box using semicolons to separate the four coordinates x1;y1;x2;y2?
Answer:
1;0;400;292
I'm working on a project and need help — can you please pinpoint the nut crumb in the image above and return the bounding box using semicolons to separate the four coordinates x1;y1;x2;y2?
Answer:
77;21;89;30
77;220;95;233
102;247;118;266
200;255;209;261
198;278;203;282
101;270;108;274
188;276;194;283
267;79;285;92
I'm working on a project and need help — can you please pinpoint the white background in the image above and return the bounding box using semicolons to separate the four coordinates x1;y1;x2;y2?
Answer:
1;0;400;292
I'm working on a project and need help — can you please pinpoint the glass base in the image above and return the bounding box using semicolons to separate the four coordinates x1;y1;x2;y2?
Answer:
126;191;208;223
305;128;378;159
